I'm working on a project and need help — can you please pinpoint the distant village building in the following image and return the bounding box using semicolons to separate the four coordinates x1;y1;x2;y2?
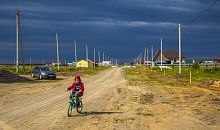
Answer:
46;60;62;66
144;61;152;65
185;59;194;64
67;62;76;66
52;62;62;66
153;50;184;64
213;58;220;63
76;59;93;68
98;61;111;66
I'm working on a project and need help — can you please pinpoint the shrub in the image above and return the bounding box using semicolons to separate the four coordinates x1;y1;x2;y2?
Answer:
192;62;200;70
203;67;220;73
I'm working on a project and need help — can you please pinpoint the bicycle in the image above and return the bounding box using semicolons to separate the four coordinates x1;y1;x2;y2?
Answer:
67;91;83;117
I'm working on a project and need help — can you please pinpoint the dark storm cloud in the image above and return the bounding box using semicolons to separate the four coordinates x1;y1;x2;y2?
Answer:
0;0;220;63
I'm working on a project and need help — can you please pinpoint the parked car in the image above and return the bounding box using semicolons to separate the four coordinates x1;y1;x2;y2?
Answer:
31;66;56;80
159;66;171;69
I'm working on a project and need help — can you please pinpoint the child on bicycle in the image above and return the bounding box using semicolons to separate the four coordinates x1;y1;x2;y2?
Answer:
66;76;84;106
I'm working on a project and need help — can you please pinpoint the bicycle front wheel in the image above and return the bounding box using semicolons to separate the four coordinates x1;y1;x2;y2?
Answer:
77;100;83;113
67;103;73;117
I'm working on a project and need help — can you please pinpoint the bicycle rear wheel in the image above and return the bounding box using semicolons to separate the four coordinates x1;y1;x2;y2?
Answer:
67;103;73;117
77;100;83;113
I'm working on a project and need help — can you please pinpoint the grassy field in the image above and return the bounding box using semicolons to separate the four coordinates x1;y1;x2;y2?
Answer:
0;65;110;75
124;66;220;87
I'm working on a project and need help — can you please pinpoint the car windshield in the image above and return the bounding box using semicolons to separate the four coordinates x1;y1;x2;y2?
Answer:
40;67;51;71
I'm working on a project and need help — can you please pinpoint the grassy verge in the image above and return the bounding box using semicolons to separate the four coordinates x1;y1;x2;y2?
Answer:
123;66;220;88
0;65;110;75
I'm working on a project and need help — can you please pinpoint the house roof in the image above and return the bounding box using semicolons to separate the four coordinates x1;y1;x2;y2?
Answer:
153;50;169;61
163;50;179;60
153;50;183;61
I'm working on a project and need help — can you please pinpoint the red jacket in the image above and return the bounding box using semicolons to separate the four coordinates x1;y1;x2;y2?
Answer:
67;76;84;97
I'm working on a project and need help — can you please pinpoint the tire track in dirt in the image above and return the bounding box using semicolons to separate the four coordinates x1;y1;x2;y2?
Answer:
126;82;218;130
3;67;218;130
0;78;73;121
51;67;135;130
0;120;15;130
0;68;121;129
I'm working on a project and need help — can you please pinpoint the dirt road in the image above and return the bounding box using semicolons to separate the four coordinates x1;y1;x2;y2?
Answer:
0;67;220;130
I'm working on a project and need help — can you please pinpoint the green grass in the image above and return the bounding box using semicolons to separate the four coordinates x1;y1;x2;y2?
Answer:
153;67;220;80
50;66;76;72
0;65;110;75
0;65;32;75
123;66;220;87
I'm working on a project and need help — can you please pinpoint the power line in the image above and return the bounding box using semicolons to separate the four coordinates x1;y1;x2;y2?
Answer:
165;25;179;42
13;11;120;64
20;12;56;34
135;0;219;63
183;0;219;26
165;0;219;41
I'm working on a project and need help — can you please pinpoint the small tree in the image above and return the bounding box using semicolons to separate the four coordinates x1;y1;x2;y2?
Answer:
192;62;200;73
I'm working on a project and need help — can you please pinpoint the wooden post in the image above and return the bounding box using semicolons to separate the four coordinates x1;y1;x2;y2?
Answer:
190;70;192;85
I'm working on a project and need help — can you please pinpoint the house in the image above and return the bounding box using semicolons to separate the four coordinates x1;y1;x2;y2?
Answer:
98;61;111;66
185;59;194;64
52;62;62;66
46;60;62;66
213;58;220;63
153;50;184;64
76;59;93;68
67;62;76;66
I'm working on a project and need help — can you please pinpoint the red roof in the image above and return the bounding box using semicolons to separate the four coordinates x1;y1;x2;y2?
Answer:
163;50;179;60
153;50;183;61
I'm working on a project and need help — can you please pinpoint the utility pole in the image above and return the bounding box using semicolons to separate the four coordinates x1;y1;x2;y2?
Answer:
30;58;31;66
179;24;182;74
103;52;104;62
144;48;146;66
151;45;154;67
140;53;142;65
93;48;96;67
74;40;77;64
56;32;60;71
18;10;25;72
16;9;19;73
147;48;149;67
15;9;25;73
160;38;163;71
136;57;138;65
86;45;88;60
42;59;44;65
98;51;101;64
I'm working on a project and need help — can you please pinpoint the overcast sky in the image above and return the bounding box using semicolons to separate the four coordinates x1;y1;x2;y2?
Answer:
0;0;220;64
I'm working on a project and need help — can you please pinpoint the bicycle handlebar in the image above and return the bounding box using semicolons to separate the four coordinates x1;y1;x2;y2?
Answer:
67;90;79;95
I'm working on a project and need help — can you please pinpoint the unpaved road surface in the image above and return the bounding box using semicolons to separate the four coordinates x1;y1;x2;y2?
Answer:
0;67;220;130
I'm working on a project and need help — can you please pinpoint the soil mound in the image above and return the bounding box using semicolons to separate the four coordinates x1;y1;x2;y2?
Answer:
0;69;32;83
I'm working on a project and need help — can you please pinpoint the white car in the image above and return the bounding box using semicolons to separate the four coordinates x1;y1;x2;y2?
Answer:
159;66;171;69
